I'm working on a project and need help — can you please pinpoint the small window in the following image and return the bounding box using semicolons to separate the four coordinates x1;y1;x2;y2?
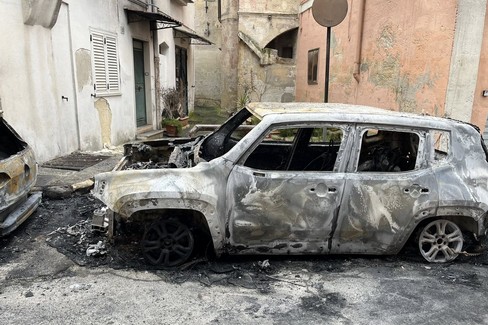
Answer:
91;30;121;96
357;129;419;172
280;47;294;59
431;130;450;164
308;49;319;84
244;126;343;172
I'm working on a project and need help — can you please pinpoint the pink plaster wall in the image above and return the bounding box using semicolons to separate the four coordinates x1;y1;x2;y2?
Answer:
296;0;457;117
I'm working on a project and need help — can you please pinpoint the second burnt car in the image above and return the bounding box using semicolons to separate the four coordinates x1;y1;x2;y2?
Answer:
92;102;488;266
0;111;41;236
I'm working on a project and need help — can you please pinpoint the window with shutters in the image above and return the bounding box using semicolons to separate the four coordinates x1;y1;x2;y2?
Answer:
90;30;120;96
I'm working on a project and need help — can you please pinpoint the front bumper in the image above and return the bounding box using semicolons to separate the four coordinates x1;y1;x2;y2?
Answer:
0;192;42;236
91;206;115;240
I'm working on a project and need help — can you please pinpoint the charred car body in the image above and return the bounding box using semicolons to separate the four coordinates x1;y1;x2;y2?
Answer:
92;103;488;266
0;111;41;236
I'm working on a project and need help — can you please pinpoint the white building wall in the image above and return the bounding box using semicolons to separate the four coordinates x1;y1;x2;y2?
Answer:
0;0;71;162
0;0;195;162
68;0;138;152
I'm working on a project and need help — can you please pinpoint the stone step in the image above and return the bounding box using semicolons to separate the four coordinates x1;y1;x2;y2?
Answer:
136;130;166;140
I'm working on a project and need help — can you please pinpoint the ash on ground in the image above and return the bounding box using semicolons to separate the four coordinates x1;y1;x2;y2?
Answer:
2;193;488;292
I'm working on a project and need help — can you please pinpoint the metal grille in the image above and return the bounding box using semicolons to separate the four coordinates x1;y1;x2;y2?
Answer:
42;153;111;171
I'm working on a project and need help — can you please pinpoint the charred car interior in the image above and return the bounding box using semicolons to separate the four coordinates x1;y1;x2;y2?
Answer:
92;102;488;267
0;113;41;236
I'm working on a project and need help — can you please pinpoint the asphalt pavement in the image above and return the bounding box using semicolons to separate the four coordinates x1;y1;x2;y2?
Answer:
1;147;488;324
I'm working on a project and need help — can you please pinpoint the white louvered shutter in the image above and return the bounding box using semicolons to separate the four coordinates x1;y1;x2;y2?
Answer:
105;35;120;93
90;30;120;96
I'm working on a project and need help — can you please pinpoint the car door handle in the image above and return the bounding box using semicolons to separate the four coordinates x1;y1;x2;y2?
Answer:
328;187;337;193
404;185;429;194
253;172;265;177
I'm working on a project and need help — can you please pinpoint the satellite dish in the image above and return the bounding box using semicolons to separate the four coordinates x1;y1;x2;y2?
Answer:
312;0;348;27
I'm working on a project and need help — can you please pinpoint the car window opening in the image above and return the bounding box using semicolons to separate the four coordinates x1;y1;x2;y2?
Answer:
357;129;419;172
0;120;26;159
244;126;343;172
431;130;450;164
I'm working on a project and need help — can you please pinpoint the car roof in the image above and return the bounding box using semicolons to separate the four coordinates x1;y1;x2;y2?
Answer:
248;102;431;119
245;102;471;130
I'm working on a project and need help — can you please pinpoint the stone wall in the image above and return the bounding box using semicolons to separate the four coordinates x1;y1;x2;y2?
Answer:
194;0;300;111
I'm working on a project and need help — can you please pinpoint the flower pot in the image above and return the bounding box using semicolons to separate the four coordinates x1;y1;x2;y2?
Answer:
165;124;178;137
178;116;189;127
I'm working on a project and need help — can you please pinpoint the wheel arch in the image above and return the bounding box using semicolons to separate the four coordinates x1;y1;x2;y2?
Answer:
130;208;222;255
407;215;479;244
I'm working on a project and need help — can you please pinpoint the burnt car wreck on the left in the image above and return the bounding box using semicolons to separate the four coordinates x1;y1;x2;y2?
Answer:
92;102;488;267
0;111;41;236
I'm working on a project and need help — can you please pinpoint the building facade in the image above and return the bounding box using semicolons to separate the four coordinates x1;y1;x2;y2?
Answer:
0;0;207;162
296;0;488;133
194;0;300;112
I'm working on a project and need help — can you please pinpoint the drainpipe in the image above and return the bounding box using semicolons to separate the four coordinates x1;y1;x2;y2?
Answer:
64;1;81;150
353;0;365;82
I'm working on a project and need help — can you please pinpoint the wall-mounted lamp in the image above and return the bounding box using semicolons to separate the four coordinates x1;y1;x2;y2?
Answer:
483;90;488;97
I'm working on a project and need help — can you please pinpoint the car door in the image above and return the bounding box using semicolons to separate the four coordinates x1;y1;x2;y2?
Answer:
331;125;439;254
226;123;352;254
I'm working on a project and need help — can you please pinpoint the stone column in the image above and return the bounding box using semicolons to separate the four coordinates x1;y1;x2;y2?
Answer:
445;0;487;122
220;0;239;112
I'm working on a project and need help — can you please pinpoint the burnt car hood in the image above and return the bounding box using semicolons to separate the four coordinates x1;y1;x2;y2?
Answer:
0;115;41;236
92;159;227;218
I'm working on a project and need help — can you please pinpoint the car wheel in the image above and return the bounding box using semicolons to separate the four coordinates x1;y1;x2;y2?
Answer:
418;219;463;263
141;218;194;267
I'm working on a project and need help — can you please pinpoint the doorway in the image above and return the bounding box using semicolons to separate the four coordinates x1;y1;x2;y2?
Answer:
175;46;188;115
133;40;147;127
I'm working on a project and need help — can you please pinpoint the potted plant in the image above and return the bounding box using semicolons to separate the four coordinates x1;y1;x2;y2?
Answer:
178;116;189;127
161;87;186;136
161;118;183;137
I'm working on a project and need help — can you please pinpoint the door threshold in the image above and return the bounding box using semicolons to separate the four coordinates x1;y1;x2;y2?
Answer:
137;125;153;134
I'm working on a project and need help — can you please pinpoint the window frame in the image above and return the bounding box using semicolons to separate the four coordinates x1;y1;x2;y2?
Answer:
238;122;349;173
90;29;121;97
429;129;452;167
352;126;427;173
307;48;319;85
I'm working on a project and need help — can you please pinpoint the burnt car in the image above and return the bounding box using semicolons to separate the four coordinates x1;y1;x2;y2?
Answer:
0;111;41;236
92;102;488;266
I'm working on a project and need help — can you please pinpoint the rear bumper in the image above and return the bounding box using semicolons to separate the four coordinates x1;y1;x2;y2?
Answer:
0;192;42;236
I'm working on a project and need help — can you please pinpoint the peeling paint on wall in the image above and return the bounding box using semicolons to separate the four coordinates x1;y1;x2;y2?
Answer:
368;55;400;89
94;98;112;147
378;25;396;50
75;48;92;92
394;73;434;113
367;55;435;113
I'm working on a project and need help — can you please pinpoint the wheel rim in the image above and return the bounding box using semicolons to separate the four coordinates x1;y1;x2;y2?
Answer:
418;219;463;263
142;219;194;267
